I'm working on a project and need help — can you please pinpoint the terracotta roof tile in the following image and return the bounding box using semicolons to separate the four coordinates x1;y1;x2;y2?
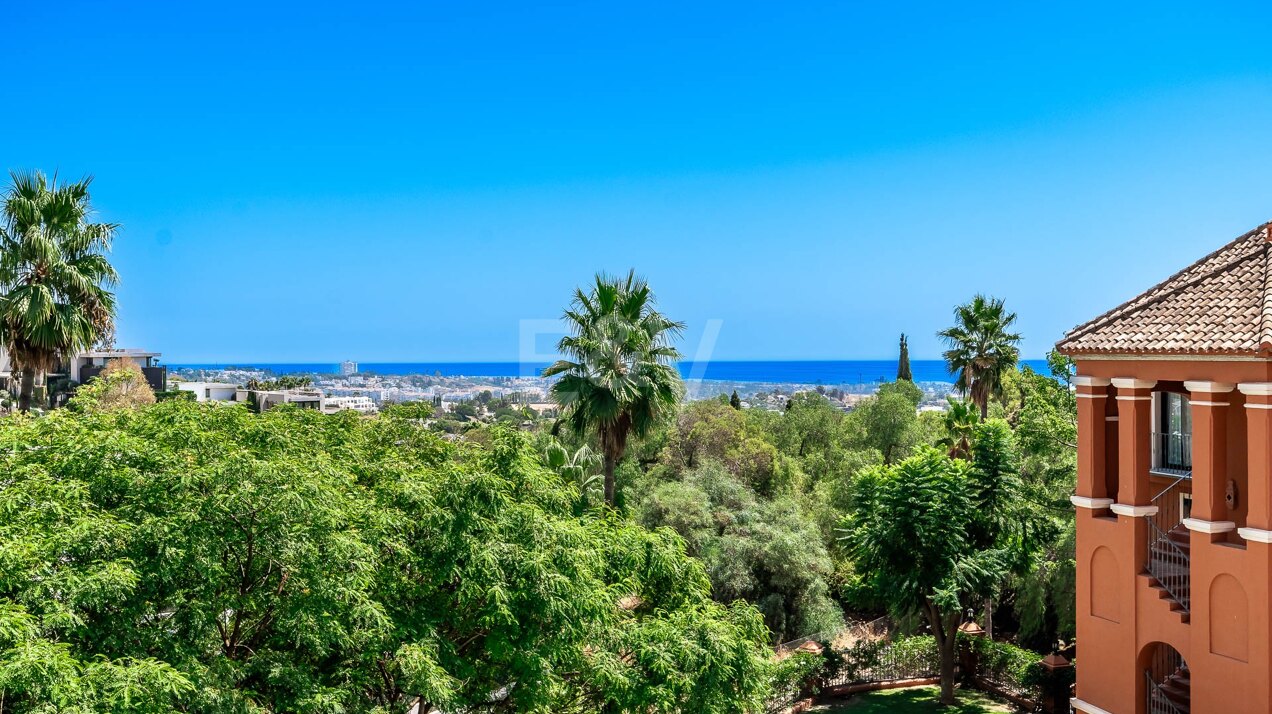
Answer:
1056;223;1272;356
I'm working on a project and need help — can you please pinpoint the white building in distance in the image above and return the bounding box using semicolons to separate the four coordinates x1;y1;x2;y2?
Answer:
339;360;358;376
322;395;376;415
176;381;240;402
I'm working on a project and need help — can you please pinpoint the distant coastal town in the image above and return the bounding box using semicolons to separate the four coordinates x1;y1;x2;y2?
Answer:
167;359;997;416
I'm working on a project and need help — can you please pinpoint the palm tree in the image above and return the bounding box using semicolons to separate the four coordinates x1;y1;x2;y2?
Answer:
938;295;1021;420
543;271;685;506
545;441;604;512
938;397;980;459
0;171;119;412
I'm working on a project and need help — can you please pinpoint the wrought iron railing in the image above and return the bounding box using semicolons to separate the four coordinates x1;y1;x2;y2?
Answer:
1145;669;1186;714
1151;431;1192;475
822;635;942;688
1146;518;1189;613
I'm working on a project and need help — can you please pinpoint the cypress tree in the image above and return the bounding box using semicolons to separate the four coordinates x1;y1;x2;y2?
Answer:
729;390;742;410
897;333;913;381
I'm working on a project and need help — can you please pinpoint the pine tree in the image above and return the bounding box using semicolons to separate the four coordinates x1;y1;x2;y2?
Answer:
729;390;742;410
897;333;913;381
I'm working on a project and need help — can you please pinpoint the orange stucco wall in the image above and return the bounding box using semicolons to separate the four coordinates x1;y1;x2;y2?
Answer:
1073;358;1272;714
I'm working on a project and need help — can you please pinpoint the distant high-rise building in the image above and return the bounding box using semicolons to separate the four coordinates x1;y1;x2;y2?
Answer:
340;360;358;376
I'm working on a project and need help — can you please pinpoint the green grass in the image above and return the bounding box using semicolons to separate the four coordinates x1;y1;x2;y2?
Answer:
817;685;1013;713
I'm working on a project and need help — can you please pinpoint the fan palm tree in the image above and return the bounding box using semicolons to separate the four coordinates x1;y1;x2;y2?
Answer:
938;397;980;459
545;441;604;512
938;295;1021;420
0;171;119;411
543;271;685;506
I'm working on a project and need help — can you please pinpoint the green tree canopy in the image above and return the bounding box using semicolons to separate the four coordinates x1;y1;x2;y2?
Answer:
849;381;923;465
0;402;777;713
841;448;1011;705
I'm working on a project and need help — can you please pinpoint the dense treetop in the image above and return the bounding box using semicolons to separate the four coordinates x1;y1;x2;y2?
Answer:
0;399;779;713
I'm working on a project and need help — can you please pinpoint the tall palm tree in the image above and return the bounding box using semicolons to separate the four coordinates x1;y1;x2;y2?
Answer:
543;271;685;506
0;171;119;411
938;295;1021;420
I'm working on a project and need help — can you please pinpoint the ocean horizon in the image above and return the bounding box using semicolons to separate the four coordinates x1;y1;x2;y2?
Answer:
169;359;1053;385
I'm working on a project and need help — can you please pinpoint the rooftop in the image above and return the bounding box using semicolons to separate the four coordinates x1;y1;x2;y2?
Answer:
1056;222;1272;357
80;349;162;359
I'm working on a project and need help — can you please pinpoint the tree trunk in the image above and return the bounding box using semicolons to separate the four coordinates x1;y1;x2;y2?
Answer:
926;599;959;706
602;452;617;506
985;597;994;640
939;635;957;705
18;369;35;413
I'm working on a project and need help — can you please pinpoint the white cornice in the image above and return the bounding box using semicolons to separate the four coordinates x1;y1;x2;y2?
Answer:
1189;400;1229;407
1110;503;1159;518
1073;375;1111;387
1238;383;1272;396
1239;527;1272;543
1111;378;1158;390
1070;496;1114;509
1182;518;1236;534
1184;380;1236;394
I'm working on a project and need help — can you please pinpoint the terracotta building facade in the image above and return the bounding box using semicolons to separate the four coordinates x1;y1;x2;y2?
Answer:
1059;224;1272;714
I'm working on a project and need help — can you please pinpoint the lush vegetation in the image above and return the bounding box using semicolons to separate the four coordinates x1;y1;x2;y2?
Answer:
0;397;784;712
0;170;1080;711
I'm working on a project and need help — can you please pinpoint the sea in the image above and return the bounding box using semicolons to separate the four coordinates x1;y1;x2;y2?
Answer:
168;359;1052;386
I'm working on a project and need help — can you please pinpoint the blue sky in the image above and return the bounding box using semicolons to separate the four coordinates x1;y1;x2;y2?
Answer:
5;2;1272;362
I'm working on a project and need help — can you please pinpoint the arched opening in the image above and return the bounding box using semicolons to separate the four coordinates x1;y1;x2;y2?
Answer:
1140;642;1189;713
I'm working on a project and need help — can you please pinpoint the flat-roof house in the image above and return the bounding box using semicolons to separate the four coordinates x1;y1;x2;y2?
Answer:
69;349;167;393
238;387;323;412
1059;223;1272;714
176;381;240;403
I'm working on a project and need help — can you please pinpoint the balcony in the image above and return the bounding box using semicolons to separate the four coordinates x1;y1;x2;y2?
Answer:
1151;431;1191;478
78;364;168;393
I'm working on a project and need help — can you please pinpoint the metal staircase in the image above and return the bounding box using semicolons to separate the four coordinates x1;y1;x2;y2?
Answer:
1146;520;1190;617
1145;644;1190;714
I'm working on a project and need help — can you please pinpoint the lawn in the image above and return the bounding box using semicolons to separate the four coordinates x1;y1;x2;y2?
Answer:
816;685;1013;713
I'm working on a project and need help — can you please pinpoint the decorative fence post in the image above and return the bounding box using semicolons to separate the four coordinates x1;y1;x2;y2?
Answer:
1038;652;1074;714
957;621;985;684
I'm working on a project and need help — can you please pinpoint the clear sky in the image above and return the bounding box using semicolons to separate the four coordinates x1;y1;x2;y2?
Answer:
5;2;1272;362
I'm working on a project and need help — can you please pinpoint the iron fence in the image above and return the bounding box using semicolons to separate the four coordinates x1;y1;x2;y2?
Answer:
823;635;942;688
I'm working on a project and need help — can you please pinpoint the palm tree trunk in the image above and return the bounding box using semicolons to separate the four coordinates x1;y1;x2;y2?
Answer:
18;369;35;413
602;453;617;506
